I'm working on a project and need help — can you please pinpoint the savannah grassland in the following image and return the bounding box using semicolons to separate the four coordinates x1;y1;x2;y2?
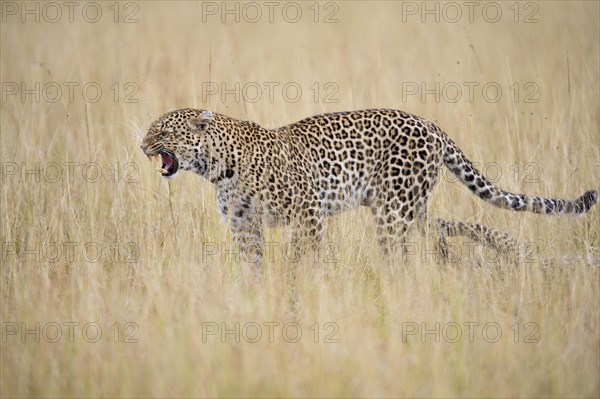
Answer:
1;1;599;397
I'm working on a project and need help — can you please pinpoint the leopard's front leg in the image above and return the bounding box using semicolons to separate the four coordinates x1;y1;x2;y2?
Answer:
217;184;265;275
231;213;264;264
288;196;324;261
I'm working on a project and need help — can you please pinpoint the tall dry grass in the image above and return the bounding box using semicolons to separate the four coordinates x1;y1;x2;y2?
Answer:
1;1;599;397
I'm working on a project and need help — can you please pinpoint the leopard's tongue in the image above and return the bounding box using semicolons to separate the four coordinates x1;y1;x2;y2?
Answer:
162;153;173;170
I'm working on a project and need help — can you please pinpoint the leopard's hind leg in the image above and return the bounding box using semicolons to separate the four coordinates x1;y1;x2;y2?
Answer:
430;217;521;263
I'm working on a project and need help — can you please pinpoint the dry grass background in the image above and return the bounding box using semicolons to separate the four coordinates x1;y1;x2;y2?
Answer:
1;1;599;397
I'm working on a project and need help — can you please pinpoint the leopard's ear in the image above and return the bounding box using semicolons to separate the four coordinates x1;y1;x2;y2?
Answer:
188;110;213;131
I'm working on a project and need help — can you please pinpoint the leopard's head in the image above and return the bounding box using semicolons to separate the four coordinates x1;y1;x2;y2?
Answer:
140;108;214;179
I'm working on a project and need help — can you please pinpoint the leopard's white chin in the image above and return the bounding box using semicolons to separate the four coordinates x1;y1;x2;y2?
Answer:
163;171;179;180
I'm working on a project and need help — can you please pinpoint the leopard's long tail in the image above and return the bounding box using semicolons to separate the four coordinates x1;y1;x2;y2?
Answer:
442;135;598;215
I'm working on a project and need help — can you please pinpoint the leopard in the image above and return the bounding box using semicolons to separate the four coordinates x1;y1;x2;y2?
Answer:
140;108;598;265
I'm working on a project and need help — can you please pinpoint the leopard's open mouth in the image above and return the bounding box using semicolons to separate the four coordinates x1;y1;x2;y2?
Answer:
148;151;179;177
